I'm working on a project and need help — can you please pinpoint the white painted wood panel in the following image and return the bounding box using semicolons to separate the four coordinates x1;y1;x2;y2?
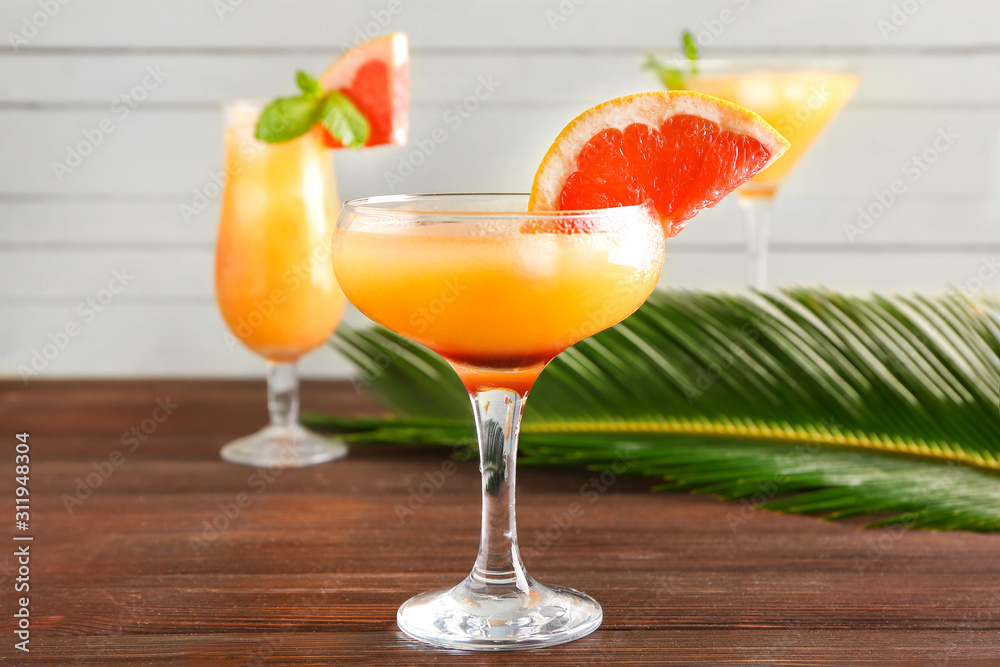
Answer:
0;202;208;245
2;0;996;50
1;0;997;378
4;53;1000;106
0;302;364;379
4;247;997;302
661;249;1000;293
0;108;991;197
0;249;210;298
3;193;996;249
3;249;998;378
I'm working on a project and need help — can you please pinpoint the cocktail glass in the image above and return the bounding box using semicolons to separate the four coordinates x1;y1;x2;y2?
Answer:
215;101;348;467
333;193;665;650
682;61;858;288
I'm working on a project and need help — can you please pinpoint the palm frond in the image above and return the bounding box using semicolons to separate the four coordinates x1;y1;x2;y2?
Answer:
307;289;1000;531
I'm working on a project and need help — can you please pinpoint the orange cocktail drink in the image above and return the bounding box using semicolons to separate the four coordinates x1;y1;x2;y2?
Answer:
214;103;348;467
333;195;664;394
333;193;664;649
684;67;858;198
216;107;346;360
213;33;408;467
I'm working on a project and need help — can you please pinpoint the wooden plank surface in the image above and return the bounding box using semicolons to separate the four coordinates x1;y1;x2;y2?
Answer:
0;379;998;665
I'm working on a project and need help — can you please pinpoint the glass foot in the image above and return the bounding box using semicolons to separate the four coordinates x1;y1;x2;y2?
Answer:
220;423;347;468
397;575;602;651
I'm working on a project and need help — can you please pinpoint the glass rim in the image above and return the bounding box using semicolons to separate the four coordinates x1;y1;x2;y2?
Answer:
223;100;265;130
224;99;268;110
669;58;856;73
341;193;658;220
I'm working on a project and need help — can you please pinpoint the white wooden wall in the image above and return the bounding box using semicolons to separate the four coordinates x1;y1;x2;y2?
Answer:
2;0;998;379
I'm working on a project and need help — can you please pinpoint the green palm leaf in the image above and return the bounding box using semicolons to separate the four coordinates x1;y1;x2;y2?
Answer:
306;289;1000;532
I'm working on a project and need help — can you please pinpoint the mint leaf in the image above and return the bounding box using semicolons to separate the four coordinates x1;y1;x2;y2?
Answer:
255;95;322;143
644;56;687;91
319;91;370;148
254;69;371;146
682;30;699;74
296;70;324;99
664;68;686;90
644;30;700;90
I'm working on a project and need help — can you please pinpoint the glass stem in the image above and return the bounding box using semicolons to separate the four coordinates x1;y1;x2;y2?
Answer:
266;361;299;431
468;388;531;594
738;195;774;291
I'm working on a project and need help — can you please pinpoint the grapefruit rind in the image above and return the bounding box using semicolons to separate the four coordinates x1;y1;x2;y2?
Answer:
318;32;409;147
528;91;790;215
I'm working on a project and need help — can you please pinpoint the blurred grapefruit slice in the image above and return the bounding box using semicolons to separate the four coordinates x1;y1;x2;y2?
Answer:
528;91;789;236
318;32;409;148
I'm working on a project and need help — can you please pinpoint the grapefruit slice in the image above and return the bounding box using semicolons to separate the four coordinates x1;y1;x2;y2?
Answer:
317;33;409;148
528;91;789;236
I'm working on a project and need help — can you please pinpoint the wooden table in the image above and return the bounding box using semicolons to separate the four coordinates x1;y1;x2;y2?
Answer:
3;380;999;665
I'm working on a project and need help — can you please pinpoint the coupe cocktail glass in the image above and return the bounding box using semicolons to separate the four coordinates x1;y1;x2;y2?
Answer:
333;193;665;650
215;101;348;467
683;61;858;288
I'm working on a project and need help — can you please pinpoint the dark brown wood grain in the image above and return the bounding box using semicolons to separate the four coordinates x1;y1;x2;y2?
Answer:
1;380;998;666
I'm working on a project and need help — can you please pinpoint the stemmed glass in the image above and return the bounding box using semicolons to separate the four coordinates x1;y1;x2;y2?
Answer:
333;194;665;649
681;61;858;288
214;101;348;467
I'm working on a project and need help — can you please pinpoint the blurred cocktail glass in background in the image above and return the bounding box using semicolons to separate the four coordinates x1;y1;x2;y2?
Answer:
666;60;858;288
214;102;348;467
